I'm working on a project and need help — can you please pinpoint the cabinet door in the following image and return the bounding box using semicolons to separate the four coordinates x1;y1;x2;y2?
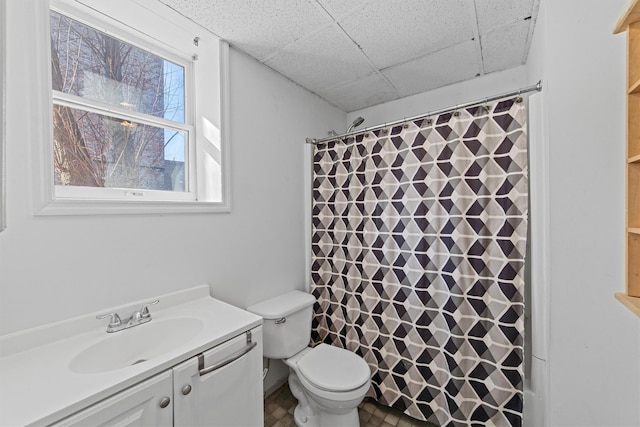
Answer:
51;371;173;427
173;327;264;427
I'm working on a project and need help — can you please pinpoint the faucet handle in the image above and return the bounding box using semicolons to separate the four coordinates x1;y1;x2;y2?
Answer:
96;312;122;327
140;300;159;318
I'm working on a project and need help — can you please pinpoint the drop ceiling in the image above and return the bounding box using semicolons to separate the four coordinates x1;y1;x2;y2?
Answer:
159;0;540;112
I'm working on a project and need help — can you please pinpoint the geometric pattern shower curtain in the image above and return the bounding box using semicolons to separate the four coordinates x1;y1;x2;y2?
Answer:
311;98;528;427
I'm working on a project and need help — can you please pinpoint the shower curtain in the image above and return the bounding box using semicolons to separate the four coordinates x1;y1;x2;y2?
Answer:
311;97;528;427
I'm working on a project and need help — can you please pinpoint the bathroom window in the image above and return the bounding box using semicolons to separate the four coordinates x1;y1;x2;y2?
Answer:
40;0;230;214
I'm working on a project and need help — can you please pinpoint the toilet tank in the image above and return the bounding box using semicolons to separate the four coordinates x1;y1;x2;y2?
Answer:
246;290;316;359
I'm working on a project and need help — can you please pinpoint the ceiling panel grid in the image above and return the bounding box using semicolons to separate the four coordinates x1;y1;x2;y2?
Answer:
159;0;539;112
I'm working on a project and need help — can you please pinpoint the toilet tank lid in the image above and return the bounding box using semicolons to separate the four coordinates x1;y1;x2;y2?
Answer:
246;290;315;319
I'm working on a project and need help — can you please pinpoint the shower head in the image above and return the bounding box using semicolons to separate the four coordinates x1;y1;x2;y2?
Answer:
346;116;365;133
306;117;365;145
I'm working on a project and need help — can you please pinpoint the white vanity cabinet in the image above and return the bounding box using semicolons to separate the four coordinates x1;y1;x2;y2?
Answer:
50;371;173;427
50;327;263;427
0;286;265;426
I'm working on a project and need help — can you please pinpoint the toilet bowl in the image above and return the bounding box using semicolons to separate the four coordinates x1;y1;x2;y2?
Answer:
247;291;371;427
285;345;371;426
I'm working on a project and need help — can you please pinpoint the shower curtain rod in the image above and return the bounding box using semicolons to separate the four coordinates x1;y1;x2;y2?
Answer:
306;80;542;146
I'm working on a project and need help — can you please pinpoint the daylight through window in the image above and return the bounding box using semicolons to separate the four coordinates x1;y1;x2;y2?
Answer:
50;10;193;199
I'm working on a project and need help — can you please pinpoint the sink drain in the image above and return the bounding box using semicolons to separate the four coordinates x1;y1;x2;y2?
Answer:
131;359;147;366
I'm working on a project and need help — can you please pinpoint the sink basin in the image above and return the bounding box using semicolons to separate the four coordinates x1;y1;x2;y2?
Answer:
70;317;204;374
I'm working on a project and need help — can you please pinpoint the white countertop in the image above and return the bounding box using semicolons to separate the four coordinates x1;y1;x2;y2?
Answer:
0;285;262;426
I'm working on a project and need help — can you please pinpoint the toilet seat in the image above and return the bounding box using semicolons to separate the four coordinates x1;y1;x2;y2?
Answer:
297;344;370;392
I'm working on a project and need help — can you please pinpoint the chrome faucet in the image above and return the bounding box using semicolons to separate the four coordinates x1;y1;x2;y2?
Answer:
96;300;159;333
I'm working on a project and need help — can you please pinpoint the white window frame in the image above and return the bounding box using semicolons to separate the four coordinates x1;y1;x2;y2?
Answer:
35;0;230;215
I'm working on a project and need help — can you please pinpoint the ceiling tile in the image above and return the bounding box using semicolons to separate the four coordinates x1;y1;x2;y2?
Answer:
382;40;481;97
338;0;474;69
319;73;399;112
474;0;535;34
157;0;539;112
265;23;376;93
159;0;333;61
315;0;372;20
481;19;530;74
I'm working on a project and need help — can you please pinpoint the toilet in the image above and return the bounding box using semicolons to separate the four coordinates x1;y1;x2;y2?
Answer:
247;290;371;427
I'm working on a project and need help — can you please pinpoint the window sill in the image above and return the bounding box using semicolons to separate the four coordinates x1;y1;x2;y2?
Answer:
35;199;230;216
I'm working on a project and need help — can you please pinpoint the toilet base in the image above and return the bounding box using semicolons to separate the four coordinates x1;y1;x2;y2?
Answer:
293;404;359;427
288;371;361;427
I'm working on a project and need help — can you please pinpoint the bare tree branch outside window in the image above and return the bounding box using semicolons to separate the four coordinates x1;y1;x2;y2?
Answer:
50;11;187;192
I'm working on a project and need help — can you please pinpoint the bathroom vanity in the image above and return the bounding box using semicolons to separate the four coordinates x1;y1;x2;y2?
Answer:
0;286;263;426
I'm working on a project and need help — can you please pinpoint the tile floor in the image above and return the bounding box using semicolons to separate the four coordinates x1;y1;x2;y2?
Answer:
264;383;437;427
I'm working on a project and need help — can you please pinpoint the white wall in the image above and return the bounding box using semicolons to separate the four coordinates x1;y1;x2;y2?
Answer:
531;1;640;426
0;0;345;336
